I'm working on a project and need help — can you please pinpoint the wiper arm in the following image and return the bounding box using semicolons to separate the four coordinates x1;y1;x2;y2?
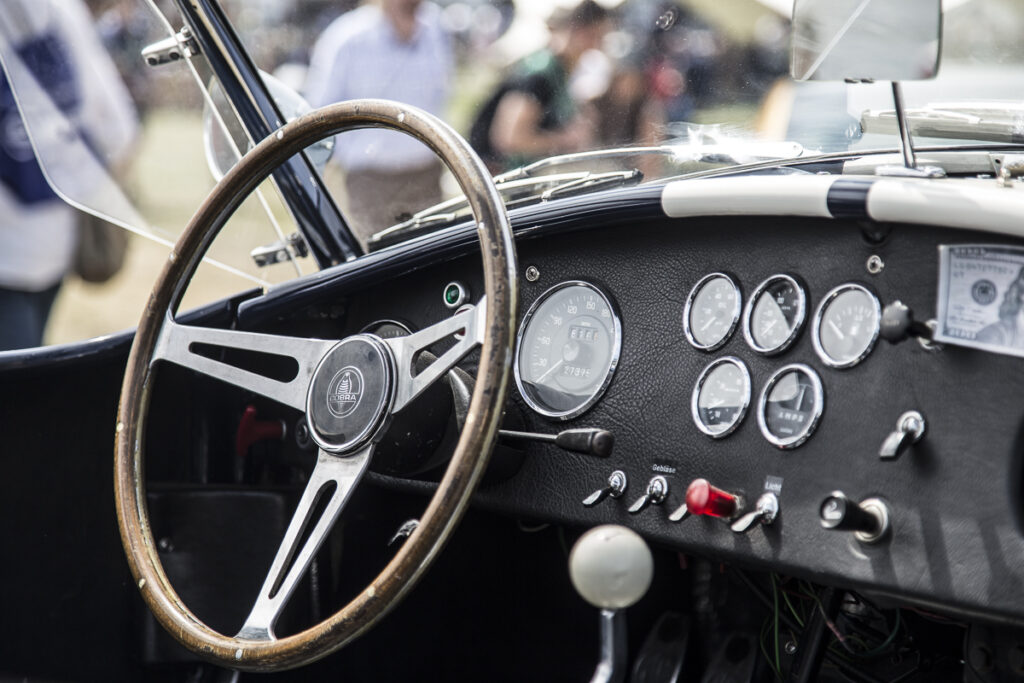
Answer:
862;102;1024;144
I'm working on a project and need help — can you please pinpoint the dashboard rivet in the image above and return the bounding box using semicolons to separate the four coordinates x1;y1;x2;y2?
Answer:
866;255;885;274
525;265;540;282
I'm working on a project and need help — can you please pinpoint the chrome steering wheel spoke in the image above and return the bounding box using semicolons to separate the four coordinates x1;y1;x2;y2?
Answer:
153;316;338;412
236;446;372;641
384;298;485;413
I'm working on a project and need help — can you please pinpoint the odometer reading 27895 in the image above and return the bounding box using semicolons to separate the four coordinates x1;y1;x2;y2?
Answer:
515;281;621;419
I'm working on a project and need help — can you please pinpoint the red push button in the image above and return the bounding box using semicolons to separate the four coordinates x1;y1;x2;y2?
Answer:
686;479;740;519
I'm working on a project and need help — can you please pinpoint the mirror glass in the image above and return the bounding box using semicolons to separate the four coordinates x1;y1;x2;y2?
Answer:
791;0;942;81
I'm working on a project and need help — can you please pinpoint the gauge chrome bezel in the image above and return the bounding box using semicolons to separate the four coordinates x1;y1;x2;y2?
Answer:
811;283;882;369
743;274;807;355
683;272;742;352
691;356;751;439
514;280;622;421
757;363;824;449
359;319;413;338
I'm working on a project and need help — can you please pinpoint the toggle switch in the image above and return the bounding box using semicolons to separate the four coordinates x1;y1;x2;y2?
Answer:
627;476;669;514
730;492;779;533
583;470;628;507
668;502;691;523
879;410;925;459
819;491;890;543
685;478;742;519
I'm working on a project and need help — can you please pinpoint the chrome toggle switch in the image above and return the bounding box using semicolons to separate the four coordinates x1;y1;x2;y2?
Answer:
668;502;691;523
583;470;628;507
730;492;780;533
879;410;926;460
819;491;891;543
627;476;669;514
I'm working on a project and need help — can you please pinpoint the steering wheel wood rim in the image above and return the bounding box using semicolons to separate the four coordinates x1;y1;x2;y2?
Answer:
114;100;517;671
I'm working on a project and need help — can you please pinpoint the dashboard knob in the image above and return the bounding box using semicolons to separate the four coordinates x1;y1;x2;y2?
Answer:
685;479;742;519
880;300;937;346
819;492;890;543
627;476;669;514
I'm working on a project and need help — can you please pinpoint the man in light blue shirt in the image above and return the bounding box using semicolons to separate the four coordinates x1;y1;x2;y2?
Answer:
305;0;452;247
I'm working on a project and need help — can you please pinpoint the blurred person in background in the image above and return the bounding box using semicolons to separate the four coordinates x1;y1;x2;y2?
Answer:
0;0;136;351
469;0;611;172
304;0;452;247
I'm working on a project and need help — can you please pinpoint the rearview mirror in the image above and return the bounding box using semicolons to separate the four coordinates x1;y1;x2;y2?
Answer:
791;0;942;82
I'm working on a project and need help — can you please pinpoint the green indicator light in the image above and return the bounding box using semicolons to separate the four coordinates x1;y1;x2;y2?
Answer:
445;285;459;304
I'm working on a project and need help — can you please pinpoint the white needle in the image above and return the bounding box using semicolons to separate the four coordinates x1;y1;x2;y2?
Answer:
700;314;717;331
536;359;564;383
828;319;845;340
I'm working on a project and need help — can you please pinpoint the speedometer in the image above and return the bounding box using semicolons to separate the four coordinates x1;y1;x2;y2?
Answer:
515;281;621;420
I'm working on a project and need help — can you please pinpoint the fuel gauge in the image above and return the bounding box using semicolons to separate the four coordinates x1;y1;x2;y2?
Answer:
812;284;881;368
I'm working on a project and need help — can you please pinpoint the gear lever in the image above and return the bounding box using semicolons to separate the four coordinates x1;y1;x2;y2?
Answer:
569;525;654;683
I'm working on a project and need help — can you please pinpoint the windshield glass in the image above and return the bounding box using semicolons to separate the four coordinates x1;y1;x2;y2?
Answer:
1;0;1021;348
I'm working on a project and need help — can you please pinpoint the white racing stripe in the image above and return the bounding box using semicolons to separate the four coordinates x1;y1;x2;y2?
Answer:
661;174;1024;239
661;175;836;219
866;178;1024;238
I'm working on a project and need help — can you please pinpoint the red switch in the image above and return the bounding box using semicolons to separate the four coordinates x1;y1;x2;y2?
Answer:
685;479;741;519
235;405;286;459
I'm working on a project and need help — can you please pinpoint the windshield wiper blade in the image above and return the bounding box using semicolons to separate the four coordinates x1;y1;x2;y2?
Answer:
368;169;641;248
862;102;1024;144
493;140;805;182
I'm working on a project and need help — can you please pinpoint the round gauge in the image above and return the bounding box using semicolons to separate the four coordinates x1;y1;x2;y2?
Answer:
757;364;824;449
683;273;742;351
515;281;621;420
812;284;881;369
743;274;807;355
362;319;412;339
691;357;751;438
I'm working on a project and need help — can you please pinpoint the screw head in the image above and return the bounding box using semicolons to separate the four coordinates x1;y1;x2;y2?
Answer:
525;265;540;282
866;255;884;274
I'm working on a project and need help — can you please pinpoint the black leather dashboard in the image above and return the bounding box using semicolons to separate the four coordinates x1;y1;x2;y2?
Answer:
322;210;1024;626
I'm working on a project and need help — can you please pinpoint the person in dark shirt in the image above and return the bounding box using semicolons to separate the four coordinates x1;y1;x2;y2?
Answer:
470;0;610;172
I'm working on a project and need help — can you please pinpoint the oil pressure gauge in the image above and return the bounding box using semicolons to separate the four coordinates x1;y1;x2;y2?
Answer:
744;274;807;355
515;281;621;420
684;272;741;351
812;283;881;368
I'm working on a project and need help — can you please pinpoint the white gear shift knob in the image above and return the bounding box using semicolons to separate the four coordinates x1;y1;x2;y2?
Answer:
569;525;653;610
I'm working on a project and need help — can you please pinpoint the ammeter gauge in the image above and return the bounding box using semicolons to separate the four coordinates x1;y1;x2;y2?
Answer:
758;363;824;449
515;281;621;420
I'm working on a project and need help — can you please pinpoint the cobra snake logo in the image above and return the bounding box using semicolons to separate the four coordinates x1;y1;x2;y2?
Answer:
326;366;363;418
